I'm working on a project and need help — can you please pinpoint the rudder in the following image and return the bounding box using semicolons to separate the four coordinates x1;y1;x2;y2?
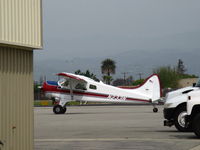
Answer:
133;74;161;102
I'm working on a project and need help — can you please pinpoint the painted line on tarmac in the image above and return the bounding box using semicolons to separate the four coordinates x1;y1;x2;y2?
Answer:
35;138;200;142
190;145;200;150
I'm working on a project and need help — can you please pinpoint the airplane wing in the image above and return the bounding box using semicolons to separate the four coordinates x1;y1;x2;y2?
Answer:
57;72;87;82
57;72;88;100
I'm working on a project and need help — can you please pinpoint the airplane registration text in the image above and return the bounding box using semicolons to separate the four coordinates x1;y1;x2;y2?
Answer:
107;94;127;101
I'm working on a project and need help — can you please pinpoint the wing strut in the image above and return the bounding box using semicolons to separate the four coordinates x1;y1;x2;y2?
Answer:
69;79;74;100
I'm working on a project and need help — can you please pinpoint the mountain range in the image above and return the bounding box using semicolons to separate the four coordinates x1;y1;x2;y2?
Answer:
34;48;200;81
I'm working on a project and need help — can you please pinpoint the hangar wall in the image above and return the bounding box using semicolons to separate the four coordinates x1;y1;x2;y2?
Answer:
0;0;42;49
0;0;42;150
0;47;33;150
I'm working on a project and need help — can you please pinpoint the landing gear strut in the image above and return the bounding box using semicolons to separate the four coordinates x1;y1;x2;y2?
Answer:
152;103;158;113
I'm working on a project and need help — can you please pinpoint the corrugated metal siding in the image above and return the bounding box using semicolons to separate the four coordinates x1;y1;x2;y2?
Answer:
0;47;33;150
0;0;42;49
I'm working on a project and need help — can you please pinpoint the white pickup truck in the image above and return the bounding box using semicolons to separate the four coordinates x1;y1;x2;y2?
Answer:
185;90;200;138
163;79;200;131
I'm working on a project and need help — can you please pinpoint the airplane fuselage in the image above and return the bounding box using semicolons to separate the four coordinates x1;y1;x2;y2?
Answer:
42;73;161;114
43;80;152;105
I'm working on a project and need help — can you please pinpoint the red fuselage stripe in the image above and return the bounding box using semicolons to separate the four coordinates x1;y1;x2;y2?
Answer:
43;84;149;103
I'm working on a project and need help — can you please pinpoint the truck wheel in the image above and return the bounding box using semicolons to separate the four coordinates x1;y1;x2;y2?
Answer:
62;107;67;113
192;113;200;138
53;105;66;114
174;106;190;132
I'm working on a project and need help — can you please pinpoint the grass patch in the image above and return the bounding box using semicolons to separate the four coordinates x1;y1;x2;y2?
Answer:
34;100;53;107
34;100;105;107
34;100;81;106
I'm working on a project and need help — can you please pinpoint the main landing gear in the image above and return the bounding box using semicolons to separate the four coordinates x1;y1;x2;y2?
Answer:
53;105;67;114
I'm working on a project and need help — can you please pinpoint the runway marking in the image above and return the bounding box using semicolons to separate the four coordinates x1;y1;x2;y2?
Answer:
190;145;200;150
35;138;200;142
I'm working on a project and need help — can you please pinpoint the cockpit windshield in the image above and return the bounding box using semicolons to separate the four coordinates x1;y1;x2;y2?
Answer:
58;78;69;87
58;78;87;90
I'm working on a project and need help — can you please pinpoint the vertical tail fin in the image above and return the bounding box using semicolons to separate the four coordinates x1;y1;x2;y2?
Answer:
134;74;162;102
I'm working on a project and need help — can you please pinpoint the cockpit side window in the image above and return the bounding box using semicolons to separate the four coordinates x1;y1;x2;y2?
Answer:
75;83;87;90
89;84;97;90
62;80;69;87
58;78;69;89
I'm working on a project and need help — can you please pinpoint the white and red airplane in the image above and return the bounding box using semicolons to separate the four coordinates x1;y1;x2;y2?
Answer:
42;72;162;114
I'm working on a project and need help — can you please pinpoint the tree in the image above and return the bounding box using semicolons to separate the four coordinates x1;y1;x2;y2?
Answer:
101;58;116;84
112;78;124;86
176;59;198;78
74;69;82;75
102;75;113;84
153;66;179;88
177;59;186;75
132;79;145;86
154;60;198;88
126;76;134;85
75;69;99;82
113;76;134;86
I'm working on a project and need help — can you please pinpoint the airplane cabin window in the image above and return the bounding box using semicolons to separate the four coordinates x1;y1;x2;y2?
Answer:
75;83;87;90
62;80;69;87
89;84;97;90
58;78;66;86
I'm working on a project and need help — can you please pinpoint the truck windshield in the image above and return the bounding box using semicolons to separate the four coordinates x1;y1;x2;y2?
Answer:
195;79;200;87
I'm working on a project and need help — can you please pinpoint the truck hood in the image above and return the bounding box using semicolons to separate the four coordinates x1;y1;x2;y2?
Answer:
165;86;197;101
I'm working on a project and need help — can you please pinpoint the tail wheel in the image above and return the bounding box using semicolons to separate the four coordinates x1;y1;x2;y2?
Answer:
192;113;200;138
53;105;66;114
153;108;158;113
174;105;190;132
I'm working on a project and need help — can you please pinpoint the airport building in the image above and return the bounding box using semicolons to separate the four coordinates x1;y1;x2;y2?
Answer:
0;0;42;150
178;78;198;88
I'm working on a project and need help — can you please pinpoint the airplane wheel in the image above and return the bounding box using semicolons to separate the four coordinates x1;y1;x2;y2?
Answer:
53;105;65;114
153;108;158;113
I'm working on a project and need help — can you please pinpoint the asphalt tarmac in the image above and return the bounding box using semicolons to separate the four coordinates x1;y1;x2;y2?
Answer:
34;105;200;150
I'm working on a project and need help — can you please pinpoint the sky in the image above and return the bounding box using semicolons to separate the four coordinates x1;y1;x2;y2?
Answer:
34;0;200;80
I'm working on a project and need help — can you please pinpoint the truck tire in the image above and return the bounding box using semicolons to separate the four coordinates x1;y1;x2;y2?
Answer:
62;107;67;113
174;105;190;132
192;113;200;138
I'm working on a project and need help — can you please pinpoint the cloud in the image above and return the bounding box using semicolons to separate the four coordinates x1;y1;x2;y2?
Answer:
34;0;200;80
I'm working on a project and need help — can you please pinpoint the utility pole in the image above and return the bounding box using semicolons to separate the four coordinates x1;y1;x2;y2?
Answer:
137;73;143;80
121;72;129;85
